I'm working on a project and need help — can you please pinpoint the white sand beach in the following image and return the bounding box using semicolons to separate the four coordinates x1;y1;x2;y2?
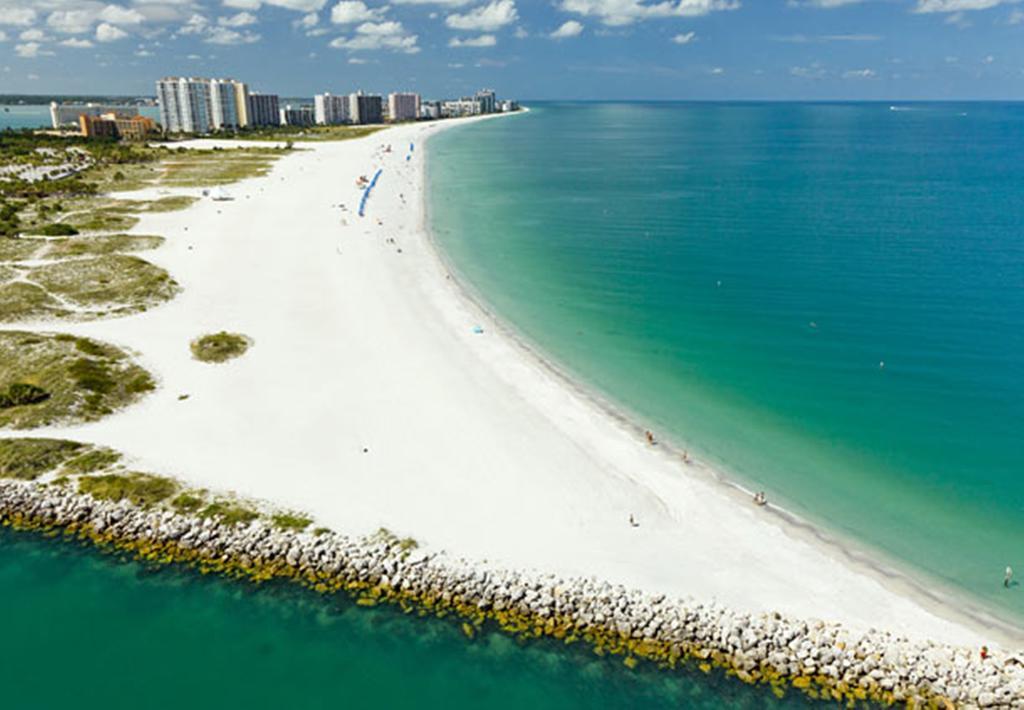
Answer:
12;117;1017;649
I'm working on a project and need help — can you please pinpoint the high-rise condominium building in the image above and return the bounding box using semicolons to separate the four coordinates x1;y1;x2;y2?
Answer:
210;79;242;130
349;92;383;125
475;89;497;114
233;81;251;127
246;93;281;127
314;93;349;125
156;77;214;133
387;92;421;123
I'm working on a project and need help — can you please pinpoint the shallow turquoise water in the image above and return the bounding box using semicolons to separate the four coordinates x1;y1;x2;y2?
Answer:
428;102;1024;625
0;528;810;708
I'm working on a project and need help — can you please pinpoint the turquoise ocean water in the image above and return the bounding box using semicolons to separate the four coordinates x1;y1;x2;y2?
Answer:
428;102;1024;628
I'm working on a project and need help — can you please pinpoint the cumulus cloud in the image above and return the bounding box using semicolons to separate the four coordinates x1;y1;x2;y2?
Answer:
219;11;258;26
559;0;739;26
329;20;419;52
61;36;94;47
15;41;54;57
96;22;128;40
206;26;261;43
19;28;46;41
448;32;497;45
915;0;1017;12
331;1;385;23
671;30;695;42
550;19;583;37
224;0;328;11
0;8;37;26
842;67;876;78
790;63;826;78
294;11;319;27
446;0;518;31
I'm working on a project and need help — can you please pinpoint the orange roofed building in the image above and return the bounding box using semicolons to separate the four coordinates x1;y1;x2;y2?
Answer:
79;112;157;141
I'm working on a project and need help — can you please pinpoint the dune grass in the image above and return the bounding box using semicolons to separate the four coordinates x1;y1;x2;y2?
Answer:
28;254;178;316
79;472;179;507
0;438;86;480
0;281;68;322
0;237;43;262
271;512;313;531
199;500;260;526
190;332;251;363
0;331;154;429
39;234;164;259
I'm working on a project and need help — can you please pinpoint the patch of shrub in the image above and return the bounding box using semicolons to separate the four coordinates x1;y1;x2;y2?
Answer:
0;382;51;409
36;223;79;236
271;513;312;531
190;331;251;364
0;438;84;480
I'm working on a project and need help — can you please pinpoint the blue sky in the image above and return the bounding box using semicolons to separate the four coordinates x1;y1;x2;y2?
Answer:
1;0;1023;99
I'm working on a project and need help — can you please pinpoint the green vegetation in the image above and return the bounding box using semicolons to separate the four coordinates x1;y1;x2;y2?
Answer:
63;447;122;475
171;492;205;514
40;234;164;259
190;331;251;363
199;501;260;526
0;382;51;408
0;331;155;429
0;438;85;480
34;223;79;236
27;254;178;317
160;149;281;187
271;512;313;532
223;125;384;143
63;209;139;233
0;236;42;261
79;472;178;507
0;281;68;322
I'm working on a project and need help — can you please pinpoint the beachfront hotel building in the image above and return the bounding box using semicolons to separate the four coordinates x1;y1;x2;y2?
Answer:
246;93;280;127
314;93;349;125
50;102;140;129
475;89;497;114
349;92;384;125
387;93;421;123
79;113;156;141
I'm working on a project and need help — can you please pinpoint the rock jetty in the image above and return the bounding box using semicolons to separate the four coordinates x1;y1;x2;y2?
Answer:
1;478;1021;708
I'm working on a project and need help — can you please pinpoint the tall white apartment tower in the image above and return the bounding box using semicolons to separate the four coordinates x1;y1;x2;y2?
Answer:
156;77;213;133
314;93;349;125
209;79;241;130
387;92;421;123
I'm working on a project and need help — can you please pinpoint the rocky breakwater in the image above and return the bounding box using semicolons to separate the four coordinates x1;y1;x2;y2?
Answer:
2;477;1022;708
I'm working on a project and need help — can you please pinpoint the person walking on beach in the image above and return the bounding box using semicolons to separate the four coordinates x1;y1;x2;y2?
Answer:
1006;566;1014;588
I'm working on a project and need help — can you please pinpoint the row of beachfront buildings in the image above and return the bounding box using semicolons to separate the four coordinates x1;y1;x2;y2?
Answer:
155;76;518;134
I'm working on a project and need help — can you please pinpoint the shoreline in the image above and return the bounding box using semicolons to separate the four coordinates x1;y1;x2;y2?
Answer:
0;113;1021;664
417;117;1024;647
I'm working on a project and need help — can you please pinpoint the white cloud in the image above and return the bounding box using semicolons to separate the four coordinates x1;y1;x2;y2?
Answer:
134;46;152;54
15;41;53;57
842;67;876;78
513;25;527;37
96;22;128;40
19;28;46;41
224;0;328;11
0;30;7;41
47;10;96;34
0;8;36;26
329;20;419;52
206;26;260;43
550;19;583;37
559;0;739;26
709;65;724;74
1010;8;1024;21
671;30;695;43
392;0;473;5
331;1;385;23
100;5;146;25
178;13;209;34
219;11;258;26
790;63;826;78
771;32;881;42
348;56;367;62
223;0;263;8
449;33;497;45
914;0;1016;12
294;11;319;27
446;0;517;31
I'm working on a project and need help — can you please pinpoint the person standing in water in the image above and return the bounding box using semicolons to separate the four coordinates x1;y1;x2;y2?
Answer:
1006;566;1014;588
